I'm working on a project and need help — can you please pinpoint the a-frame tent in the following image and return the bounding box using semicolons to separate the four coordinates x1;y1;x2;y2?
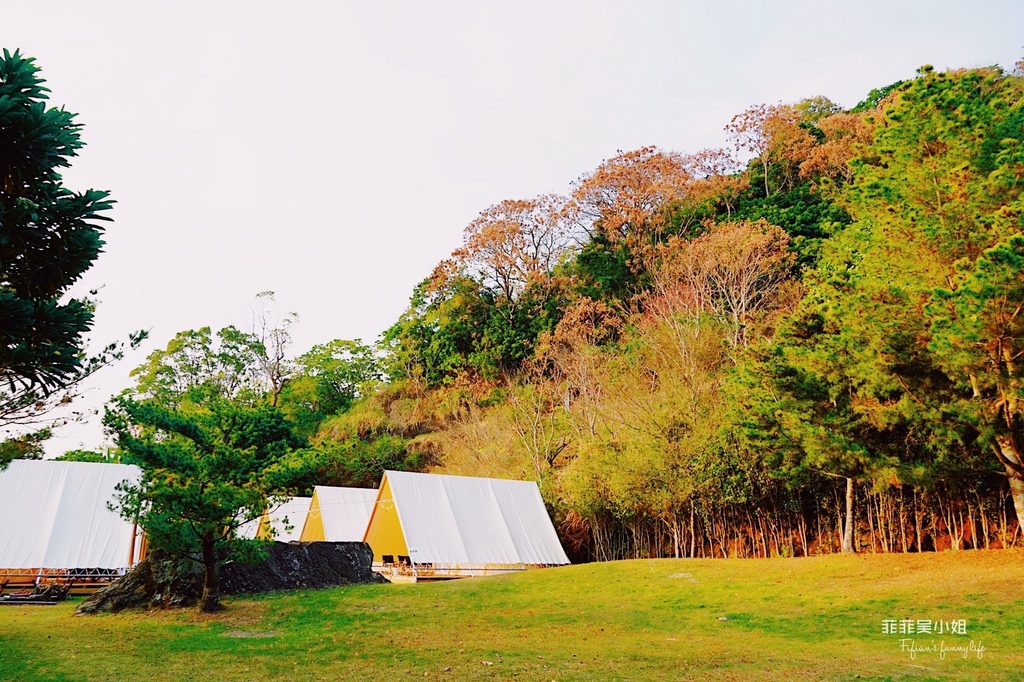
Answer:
237;496;312;542
299;486;377;542
363;470;570;578
0;460;144;584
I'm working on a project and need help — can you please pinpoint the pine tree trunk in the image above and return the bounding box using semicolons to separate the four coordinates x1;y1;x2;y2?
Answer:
199;534;223;613
996;436;1024;530
866;495;876;553
842;478;855;554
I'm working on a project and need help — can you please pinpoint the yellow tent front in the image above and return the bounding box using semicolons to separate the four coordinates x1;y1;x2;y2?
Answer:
299;486;376;542
363;470;570;578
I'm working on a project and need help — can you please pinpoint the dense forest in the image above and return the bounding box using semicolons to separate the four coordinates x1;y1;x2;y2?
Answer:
98;61;1024;563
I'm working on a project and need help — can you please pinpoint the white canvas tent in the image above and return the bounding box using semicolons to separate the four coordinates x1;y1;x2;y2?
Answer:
0;460;143;578
300;486;377;542
266;496;312;542
363;470;570;578
237;496;312;542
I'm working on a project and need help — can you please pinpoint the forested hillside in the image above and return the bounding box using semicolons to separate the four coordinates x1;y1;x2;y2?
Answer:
125;62;1024;562
302;62;1024;561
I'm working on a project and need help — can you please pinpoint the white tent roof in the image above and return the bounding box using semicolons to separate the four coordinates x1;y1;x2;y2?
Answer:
264;496;311;542
0;460;142;570
311;486;377;541
384;470;570;566
235;511;262;540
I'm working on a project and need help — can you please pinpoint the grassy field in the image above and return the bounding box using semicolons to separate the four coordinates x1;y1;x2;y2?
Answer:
1;551;1021;681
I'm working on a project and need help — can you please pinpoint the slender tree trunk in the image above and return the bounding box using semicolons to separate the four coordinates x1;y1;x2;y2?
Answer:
199;533;223;613
799;515;808;557
914;489;923;552
815;508;824;553
835;490;844;552
689;503;696;559
996;436;1024;530
899;494;909;553
978;496;990;550
842;478;856;554
866;495;876;553
1000;492;1009;547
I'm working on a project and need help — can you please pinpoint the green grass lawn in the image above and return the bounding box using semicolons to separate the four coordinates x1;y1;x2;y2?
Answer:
1;551;1020;681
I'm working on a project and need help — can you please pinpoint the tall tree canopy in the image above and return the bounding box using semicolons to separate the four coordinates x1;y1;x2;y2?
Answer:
108;326;315;612
0;49;141;456
739;65;1024;544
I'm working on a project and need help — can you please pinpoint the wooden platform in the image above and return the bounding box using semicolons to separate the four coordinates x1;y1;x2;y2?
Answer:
373;561;531;583
0;568;120;596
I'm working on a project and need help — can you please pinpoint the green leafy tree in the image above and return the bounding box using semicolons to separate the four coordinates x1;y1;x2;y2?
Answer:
129;326;265;405
727;182;851;269
316;432;423;489
735;310;929;553
54;447;121;463
0;428;49;463
109;325;315;612
384;275;563;385
382;277;484;385
571;233;636;302
0;49;143;461
278;339;382;438
849;79;906;113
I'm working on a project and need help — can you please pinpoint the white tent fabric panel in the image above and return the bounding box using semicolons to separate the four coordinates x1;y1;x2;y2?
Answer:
441;477;521;565
385;470;569;566
491;481;571;565
0;460;141;570
313;486;376;541
235;512;261;539
265;497;311;542
387;472;468;564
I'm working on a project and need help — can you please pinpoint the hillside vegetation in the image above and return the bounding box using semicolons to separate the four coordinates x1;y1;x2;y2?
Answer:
298;62;1024;561
82;60;1024;566
1;551;1020;681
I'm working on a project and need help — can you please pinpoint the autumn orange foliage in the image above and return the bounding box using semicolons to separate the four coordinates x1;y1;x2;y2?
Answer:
570;146;691;248
800;112;875;184
429;194;573;304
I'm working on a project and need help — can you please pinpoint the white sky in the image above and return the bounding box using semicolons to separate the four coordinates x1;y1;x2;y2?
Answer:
4;1;1022;454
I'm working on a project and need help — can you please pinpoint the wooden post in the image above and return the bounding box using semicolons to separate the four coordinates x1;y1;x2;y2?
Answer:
128;522;138;567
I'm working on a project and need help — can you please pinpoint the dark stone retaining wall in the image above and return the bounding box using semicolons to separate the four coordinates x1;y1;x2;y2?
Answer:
222;541;381;594
76;542;383;614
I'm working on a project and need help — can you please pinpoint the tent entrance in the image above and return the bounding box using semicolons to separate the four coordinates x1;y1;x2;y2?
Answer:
363;476;409;562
